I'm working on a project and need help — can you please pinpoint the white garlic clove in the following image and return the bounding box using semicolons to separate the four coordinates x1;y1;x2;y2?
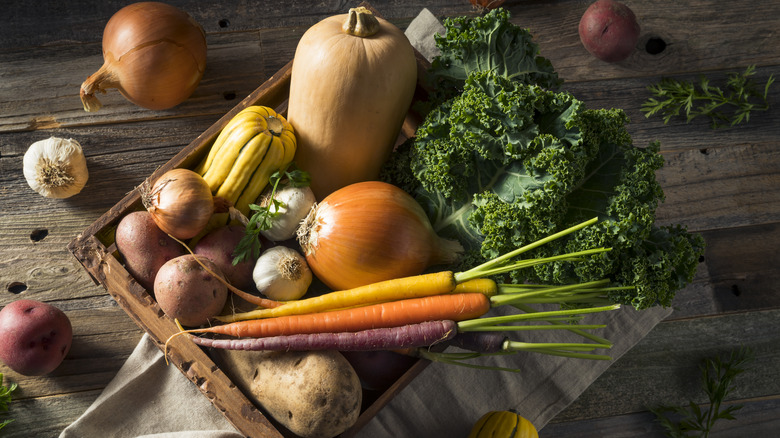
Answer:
23;137;89;198
253;245;312;301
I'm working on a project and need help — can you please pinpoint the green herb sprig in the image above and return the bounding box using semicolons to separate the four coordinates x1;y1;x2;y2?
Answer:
231;163;310;265
641;65;774;129
651;347;754;437
1;373;18;430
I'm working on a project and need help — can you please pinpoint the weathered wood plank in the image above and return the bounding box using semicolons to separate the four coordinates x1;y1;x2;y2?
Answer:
561;67;780;154
0;1;474;50
550;308;780;423
542;396;780;437
0;389;103;438
509;1;780;81
2;1;780;436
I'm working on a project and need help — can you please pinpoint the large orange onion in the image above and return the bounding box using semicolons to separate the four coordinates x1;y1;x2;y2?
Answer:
297;181;464;291
80;2;207;112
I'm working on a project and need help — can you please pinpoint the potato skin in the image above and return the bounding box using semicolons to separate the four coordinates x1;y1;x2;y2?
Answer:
0;299;72;376
578;0;640;62
153;254;228;326
215;349;362;438
194;225;257;291
115;210;185;291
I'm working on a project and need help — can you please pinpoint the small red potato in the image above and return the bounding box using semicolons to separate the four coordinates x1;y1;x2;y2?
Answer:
116;210;185;291
154;254;228;326
579;0;640;62
194;225;257;291
0;299;72;376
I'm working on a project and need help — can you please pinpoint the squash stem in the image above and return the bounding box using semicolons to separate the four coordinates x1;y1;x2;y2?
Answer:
342;6;380;37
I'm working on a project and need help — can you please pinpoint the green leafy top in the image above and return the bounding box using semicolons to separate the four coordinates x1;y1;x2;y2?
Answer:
1;373;17;430
641;65;774;129
232;163;310;265
426;8;561;106
382;70;704;309
652;348;754;437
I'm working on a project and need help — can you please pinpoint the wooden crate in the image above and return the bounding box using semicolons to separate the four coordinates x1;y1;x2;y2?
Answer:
67;8;433;438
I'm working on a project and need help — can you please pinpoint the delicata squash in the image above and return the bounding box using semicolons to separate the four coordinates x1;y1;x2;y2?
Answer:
286;6;418;200
194;105;296;230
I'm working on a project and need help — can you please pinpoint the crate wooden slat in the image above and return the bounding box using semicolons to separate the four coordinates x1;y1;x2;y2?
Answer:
67;8;434;437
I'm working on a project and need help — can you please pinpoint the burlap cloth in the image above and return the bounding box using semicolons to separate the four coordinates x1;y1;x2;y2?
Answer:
60;9;672;438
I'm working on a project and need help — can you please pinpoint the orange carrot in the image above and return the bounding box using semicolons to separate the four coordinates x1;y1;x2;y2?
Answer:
189;293;491;338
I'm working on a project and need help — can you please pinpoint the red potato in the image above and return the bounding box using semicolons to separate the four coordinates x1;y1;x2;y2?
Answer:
115;210;186;291
194;225;257;291
154;254;228;326
0;299;72;376
579;0;640;62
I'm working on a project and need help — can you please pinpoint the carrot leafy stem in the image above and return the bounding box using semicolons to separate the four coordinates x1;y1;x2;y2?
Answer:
651;347;754;437
641;65;774;129
232;163;310;265
0;373;18;430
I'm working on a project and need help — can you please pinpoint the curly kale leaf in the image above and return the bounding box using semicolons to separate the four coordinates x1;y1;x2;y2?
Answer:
427;8;561;106
383;70;705;309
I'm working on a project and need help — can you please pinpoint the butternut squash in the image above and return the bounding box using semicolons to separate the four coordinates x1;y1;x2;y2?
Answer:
286;7;418;200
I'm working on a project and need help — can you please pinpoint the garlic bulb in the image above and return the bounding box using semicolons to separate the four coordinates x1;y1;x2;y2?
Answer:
253;245;312;301
259;185;316;242
23;137;89;198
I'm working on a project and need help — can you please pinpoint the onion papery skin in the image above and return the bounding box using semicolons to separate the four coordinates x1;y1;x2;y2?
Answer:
299;181;463;291
80;2;207;111
144;168;214;240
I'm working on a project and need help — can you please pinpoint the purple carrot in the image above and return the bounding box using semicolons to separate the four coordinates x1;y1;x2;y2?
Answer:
189;320;458;352
449;331;507;353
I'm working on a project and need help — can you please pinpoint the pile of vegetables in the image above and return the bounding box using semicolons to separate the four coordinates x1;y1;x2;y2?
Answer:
94;5;708;438
170;217;623;364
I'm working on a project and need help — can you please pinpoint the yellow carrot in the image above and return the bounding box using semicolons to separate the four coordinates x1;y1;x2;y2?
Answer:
217;270;459;322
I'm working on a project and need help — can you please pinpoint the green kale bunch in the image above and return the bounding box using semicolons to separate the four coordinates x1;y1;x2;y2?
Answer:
425;8;561;106
383;70;704;309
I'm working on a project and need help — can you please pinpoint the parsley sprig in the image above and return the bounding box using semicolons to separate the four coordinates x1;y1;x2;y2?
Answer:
651;347;754;437
1;373;18;430
231;163;310;265
641;65;774;129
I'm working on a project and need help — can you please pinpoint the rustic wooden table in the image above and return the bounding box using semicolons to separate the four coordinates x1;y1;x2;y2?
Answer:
1;1;778;437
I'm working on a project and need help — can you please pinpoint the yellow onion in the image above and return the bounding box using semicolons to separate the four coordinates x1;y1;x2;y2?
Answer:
142;168;214;240
297;181;463;291
80;2;207;112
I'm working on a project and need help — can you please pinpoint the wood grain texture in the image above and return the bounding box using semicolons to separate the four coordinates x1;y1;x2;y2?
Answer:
1;0;779;437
